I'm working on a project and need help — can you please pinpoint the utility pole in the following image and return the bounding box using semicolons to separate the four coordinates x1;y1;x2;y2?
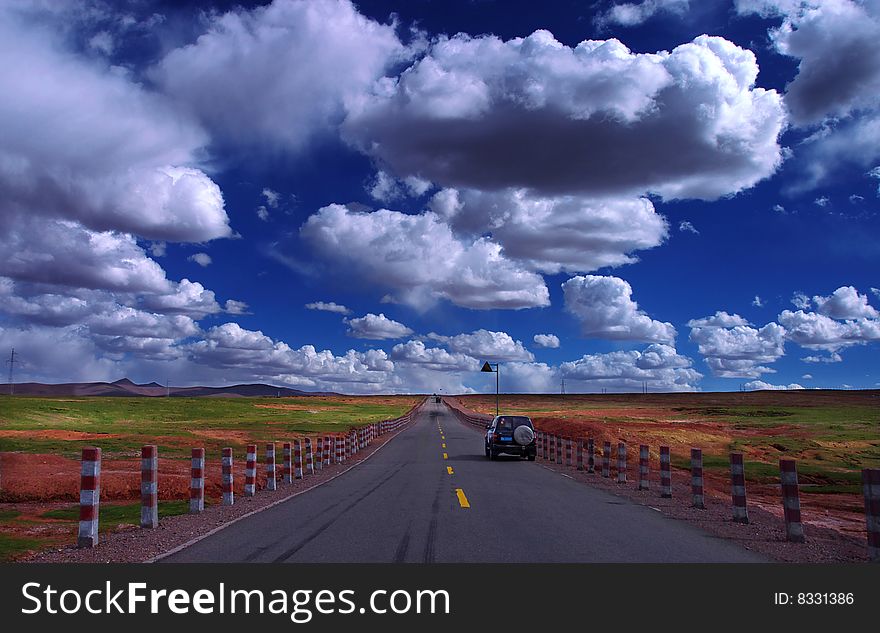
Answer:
6;348;18;396
561;378;565;398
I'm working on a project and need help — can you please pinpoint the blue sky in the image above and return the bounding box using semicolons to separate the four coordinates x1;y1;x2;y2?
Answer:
1;0;879;394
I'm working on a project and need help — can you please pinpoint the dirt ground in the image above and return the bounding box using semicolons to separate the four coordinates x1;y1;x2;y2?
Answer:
0;449;291;502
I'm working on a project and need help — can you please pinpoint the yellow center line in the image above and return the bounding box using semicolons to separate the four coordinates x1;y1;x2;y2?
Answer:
441;435;445;440
447;466;454;475
442;443;446;448
455;488;470;508
443;452;448;460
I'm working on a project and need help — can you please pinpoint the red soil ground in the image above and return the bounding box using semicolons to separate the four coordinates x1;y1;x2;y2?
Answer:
0;440;333;503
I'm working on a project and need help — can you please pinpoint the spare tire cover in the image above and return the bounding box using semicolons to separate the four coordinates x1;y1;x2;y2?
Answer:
513;425;534;446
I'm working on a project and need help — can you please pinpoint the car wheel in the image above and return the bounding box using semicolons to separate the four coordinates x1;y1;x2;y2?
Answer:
489;449;497;460
485;446;490;458
527;454;536;461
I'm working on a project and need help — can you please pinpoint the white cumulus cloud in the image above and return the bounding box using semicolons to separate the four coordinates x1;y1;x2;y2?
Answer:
560;344;701;392
430;329;534;362
562;275;676;343
743;380;805;391
689;319;787;377
343;30;785;201
812;285;879;319
596;0;690;27
300;204;549;310
188;253;212;267
389;340;479;372
305;301;351;314
434;188;668;274
153;0;408;153
533;334;560;348
345;313;413;340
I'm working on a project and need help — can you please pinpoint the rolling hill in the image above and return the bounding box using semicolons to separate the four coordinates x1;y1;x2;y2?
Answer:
0;378;333;398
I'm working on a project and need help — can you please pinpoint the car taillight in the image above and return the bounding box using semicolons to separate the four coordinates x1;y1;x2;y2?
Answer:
492;433;500;441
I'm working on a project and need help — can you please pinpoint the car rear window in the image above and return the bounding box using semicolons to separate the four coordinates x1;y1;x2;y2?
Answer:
495;416;533;431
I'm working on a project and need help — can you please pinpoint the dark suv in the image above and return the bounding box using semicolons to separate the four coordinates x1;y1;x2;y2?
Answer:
485;415;536;460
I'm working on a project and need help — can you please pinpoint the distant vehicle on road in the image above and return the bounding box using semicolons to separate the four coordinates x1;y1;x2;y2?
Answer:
485;415;536;460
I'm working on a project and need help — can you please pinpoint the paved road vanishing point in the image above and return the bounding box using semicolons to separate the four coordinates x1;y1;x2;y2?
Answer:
163;400;764;562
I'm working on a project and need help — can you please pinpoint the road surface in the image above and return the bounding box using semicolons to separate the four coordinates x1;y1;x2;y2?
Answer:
163;400;764;562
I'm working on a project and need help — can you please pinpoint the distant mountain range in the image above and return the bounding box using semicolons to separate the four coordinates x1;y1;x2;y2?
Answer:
0;378;336;398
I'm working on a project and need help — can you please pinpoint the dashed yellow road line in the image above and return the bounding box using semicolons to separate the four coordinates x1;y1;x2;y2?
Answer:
455;488;470;508
447;466;454;475
442;443;446;448
443;452;448;460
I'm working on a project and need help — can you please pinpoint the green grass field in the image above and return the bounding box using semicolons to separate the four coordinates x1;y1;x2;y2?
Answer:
0;395;419;458
0;533;45;562
40;500;191;527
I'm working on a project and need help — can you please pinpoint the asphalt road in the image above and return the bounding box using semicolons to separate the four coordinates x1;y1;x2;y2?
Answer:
163;400;764;562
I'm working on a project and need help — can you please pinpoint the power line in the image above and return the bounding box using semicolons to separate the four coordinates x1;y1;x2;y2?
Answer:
6;348;19;396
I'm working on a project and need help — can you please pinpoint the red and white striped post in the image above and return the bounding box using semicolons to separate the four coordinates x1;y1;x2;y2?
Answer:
314;437;323;471
344;433;351;460
691;448;704;509
617;442;627;483
780;459;805;543
548;434;556;462
294;439;303;479
863;468;880;561
222;448;234;506
245;444;256;496
283;442;292;484
576;439;584;471
730;453;748;523
602;441;611;478
78;447;101;548
265;443;276;491
305;438;314;475
556;436;563;465
638;445;649;491
565;438;572;467
140;445;158;529
543;432;549;460
323;436;331;467
335;435;343;464
660;446;672;498
537;432;543;459
587;438;595;473
190;448;205;513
